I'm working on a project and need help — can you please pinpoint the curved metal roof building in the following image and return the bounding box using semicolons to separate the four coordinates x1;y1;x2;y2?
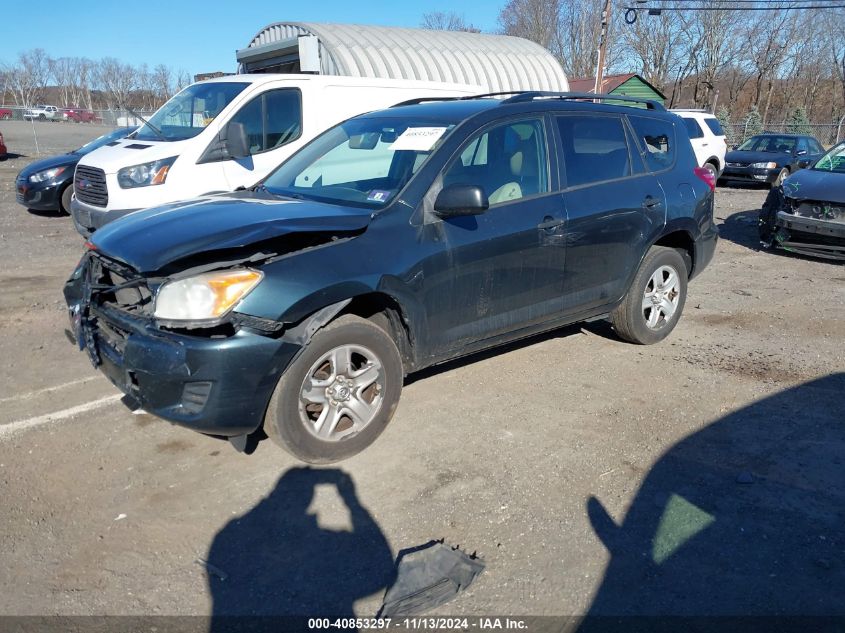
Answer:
236;22;568;93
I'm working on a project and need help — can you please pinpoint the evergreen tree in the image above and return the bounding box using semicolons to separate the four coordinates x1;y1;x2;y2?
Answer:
716;106;733;145
742;105;763;142
787;106;811;135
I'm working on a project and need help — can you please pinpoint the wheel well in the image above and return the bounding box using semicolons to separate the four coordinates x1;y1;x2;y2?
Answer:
706;157;720;170
654;231;695;277
340;293;414;370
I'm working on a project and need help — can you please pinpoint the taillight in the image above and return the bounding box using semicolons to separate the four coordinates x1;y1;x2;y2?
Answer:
694;166;716;192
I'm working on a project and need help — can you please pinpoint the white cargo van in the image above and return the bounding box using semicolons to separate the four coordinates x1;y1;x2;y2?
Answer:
71;74;481;235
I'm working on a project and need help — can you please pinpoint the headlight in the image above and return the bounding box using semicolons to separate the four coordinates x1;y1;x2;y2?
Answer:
154;269;263;323
28;166;67;183
117;156;177;189
750;162;777;169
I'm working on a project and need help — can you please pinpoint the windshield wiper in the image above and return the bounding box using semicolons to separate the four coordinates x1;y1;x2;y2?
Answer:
123;105;165;141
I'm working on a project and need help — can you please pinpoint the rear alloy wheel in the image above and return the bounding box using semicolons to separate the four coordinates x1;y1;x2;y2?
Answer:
264;314;403;463
611;246;688;345
704;161;718;181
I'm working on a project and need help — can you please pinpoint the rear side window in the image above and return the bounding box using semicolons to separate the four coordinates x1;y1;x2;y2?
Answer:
629;116;676;172
808;138;823;154
227;88;302;156
557;115;632;187
704;118;724;137
682;118;703;139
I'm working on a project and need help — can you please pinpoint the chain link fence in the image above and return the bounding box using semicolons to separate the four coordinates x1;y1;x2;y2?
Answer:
0;105;154;126
721;122;843;147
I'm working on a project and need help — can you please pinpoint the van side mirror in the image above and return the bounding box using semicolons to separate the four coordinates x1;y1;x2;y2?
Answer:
434;184;489;217
225;122;250;159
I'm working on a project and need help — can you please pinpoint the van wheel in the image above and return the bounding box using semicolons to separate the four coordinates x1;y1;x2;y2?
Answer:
611;246;688;345
264;314;403;464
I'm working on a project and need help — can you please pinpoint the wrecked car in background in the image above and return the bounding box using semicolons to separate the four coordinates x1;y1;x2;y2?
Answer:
760;141;845;260
64;92;717;464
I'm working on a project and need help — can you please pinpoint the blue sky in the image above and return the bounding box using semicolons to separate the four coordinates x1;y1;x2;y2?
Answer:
0;0;502;76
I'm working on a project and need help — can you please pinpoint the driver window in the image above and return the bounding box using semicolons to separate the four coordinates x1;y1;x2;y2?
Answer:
442;118;547;206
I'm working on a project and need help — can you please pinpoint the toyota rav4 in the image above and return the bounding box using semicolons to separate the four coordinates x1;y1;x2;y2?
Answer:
64;92;718;463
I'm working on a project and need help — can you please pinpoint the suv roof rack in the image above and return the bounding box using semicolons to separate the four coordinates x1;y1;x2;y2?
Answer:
392;91;667;111
671;108;712;113
501;91;667;111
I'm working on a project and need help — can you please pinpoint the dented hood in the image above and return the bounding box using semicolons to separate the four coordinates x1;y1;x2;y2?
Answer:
90;194;373;273
783;169;845;205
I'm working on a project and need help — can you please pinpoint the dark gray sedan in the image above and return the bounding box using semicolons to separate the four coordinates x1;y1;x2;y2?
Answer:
720;133;824;187
759;141;845;260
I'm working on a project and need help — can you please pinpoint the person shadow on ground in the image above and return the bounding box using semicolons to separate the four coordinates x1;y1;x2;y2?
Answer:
579;373;845;631
206;466;395;632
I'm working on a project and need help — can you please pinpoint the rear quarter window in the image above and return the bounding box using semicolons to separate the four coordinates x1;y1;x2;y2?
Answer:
628;116;676;172
704;118;724;137
682;118;703;139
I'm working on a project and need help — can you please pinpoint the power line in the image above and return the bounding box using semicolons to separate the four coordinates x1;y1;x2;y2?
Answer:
624;1;845;23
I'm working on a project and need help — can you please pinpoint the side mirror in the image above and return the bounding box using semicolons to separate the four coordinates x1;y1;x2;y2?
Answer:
225;122;250;159
795;149;807;156
434;184;489;217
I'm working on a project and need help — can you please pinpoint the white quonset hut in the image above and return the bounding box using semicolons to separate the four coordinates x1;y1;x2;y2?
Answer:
236;22;569;93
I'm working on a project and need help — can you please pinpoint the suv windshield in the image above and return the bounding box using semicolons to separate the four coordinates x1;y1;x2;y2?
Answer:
263;117;457;208
812;142;845;173
135;81;248;142
737;135;797;153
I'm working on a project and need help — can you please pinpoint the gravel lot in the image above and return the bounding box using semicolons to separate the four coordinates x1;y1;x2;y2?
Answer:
0;120;843;623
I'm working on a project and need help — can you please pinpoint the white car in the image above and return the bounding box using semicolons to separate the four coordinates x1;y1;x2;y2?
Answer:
671;109;727;179
23;105;60;121
71;74;482;236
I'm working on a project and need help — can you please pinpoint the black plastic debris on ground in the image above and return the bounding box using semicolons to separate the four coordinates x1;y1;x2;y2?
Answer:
378;540;485;617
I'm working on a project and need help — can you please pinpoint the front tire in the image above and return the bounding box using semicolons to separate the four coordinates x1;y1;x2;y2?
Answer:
59;185;73;215
264;314;403;463
611;246;688;345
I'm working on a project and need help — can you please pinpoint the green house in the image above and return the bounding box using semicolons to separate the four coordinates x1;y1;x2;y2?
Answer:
568;73;666;107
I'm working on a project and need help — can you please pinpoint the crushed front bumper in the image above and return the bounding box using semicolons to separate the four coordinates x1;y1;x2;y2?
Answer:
773;211;845;260
64;257;300;437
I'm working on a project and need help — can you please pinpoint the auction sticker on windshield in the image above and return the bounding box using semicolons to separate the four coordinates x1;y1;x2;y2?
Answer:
390;127;448;151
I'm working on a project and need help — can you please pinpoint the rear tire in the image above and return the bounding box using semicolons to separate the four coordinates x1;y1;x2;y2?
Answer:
611;246;688;345
704;161;718;181
264;314;403;463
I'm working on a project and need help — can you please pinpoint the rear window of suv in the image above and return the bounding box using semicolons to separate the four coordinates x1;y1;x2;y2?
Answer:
629;116;676;172
682;118;703;139
704;118;724;136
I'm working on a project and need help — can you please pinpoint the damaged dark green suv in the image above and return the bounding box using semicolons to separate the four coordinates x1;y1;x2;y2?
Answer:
65;92;718;463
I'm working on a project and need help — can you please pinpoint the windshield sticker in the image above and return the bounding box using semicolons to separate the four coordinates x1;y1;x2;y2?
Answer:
390;127;448;151
367;190;394;203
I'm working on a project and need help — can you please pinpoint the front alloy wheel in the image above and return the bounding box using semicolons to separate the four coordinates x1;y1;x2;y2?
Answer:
264;314;403;463
299;344;386;441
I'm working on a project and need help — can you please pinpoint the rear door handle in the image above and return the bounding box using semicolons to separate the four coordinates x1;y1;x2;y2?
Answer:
538;216;565;231
642;196;662;210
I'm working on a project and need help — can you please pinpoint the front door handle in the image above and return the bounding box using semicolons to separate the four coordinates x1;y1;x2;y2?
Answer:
538;216;564;231
642;196;663;210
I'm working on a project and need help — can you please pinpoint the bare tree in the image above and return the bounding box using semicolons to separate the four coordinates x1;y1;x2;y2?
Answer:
152;64;173;104
5;49;51;106
421;11;481;32
96;57;138;110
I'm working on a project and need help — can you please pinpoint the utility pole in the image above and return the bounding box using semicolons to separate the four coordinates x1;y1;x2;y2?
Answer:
593;0;612;96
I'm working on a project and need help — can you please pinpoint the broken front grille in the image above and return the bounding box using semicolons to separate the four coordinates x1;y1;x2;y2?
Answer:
88;254;153;316
793;201;845;224
75;165;108;207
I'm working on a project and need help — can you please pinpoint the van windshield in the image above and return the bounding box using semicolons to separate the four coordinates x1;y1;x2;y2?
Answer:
135;82;248;142
263;117;457;208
